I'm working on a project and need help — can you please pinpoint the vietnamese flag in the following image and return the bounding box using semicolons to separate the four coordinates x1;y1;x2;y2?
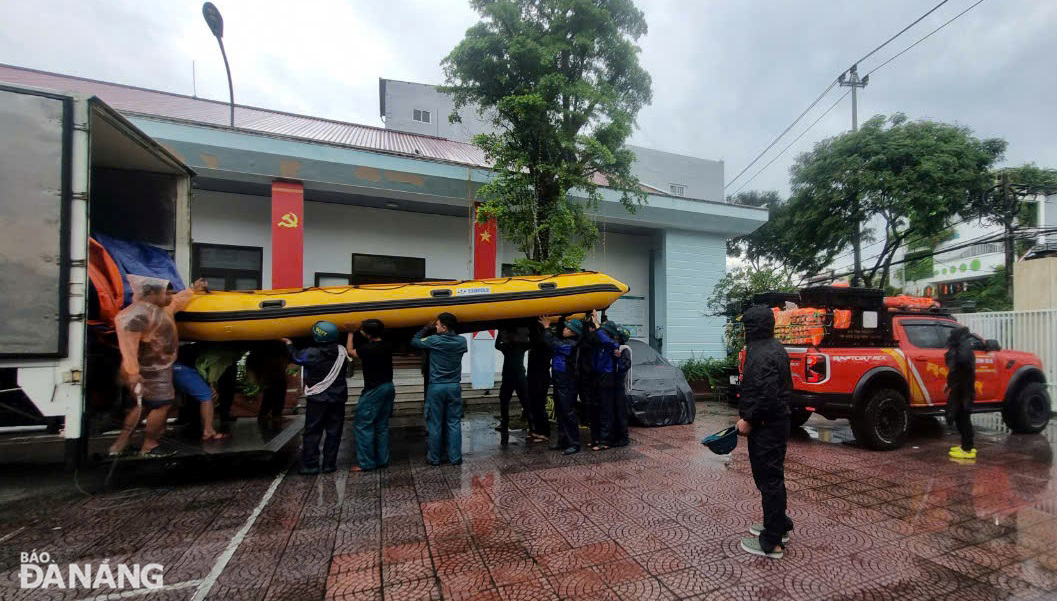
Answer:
473;202;497;280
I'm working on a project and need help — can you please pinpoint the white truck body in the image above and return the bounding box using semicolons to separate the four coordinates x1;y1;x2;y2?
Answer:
0;83;191;464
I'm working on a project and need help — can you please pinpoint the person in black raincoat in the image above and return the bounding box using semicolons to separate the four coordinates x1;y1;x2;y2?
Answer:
576;313;601;447
945;326;977;459
495;327;533;442
737;305;793;558
526;323;553;443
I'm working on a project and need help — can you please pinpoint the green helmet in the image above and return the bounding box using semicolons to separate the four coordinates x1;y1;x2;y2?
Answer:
564;319;583;337
312;320;341;343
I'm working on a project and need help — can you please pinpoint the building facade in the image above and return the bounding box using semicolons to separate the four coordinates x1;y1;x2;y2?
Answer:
900;195;1057;302
1;65;766;368
379;78;727;203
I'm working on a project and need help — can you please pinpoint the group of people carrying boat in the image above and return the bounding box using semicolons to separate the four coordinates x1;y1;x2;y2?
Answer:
106;271;634;473
287;307;634;474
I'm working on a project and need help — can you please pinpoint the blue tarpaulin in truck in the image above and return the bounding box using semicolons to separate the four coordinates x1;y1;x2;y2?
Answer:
93;233;185;307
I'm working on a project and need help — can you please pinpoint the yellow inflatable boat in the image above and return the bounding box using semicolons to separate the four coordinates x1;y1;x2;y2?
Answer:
176;272;629;341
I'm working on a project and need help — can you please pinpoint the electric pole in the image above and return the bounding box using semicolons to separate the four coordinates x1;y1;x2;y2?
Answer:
839;65;869;285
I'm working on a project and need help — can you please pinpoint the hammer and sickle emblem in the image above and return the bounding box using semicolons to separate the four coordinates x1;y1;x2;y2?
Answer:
277;212;299;228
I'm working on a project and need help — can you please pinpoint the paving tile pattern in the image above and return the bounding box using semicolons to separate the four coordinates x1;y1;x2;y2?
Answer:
0;407;1056;600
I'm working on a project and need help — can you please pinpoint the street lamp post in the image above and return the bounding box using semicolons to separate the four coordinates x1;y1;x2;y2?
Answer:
202;2;234;127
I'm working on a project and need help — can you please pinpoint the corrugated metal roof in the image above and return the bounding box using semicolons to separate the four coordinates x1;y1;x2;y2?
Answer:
0;63;491;168
0;64;665;193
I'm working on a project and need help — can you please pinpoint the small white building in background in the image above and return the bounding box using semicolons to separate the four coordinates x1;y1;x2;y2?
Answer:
899;194;1057;301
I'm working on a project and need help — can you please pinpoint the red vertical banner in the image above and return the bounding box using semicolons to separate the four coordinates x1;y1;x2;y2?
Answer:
271;181;304;289
473;202;497;280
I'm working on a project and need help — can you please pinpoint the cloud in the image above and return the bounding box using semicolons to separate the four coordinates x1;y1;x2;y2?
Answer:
1;0;1054;198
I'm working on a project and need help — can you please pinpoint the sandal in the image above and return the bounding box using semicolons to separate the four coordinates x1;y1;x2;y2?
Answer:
591;445;609;452
138;447;176;459
202;432;232;442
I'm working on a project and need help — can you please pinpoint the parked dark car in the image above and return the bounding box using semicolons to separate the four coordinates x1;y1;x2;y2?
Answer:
625;340;697;426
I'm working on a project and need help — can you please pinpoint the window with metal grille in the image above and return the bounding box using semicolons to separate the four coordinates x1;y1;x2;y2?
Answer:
193;243;262;291
413;109;431;124
669;183;686;196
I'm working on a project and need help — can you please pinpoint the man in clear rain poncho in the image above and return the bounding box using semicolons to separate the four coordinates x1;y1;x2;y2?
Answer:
110;275;207;457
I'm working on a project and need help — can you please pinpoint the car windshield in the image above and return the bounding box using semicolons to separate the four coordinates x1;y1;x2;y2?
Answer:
627;339;670;366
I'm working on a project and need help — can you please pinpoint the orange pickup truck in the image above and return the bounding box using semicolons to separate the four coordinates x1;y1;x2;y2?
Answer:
738;287;1051;450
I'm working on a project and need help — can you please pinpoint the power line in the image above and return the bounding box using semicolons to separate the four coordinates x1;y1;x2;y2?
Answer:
725;0;962;193
725;80;839;191
852;0;953;68
729;90;851;197
825;215;972;271
824;226;1057;281
865;0;988;77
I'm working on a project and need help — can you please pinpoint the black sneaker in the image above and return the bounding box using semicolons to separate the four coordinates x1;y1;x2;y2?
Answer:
321;465;337;474
562;446;580;456
299;465;321;475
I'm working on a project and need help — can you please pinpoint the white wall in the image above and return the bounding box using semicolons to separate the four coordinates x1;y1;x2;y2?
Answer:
627;144;725;203
660;229;727;362
382;79;494;143
191;191;474;288
304;202;471;283
191;190;273;287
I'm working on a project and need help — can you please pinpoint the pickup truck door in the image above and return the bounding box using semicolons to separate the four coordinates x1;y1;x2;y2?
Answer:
934;323;1000;402
896;320;950;407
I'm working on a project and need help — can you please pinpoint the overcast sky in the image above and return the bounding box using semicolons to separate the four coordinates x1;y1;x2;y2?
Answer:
2;0;1055;197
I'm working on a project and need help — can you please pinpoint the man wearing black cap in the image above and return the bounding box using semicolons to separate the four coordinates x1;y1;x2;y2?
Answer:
737;305;793;558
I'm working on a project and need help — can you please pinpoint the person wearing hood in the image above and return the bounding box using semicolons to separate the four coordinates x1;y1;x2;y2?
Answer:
737;305;793;559
111;275;207;458
945;326;977;459
539;315;582;455
283;320;351;475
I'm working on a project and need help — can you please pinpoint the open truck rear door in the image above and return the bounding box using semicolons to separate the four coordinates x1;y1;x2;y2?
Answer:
0;83;192;466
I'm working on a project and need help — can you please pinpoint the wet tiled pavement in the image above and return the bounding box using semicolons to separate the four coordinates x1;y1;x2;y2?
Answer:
1;403;1056;600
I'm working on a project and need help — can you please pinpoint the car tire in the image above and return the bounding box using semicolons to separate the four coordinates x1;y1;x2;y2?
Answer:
1002;382;1051;434
851;388;909;451
791;409;812;428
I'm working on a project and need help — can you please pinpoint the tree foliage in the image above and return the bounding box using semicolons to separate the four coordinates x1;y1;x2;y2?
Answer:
707;265;796;318
787;114;1005;287
442;0;652;274
965;164;1057;295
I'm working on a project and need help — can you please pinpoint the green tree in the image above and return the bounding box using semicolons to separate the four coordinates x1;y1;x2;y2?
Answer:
788;114;1005;287
726;190;781;267
966;164;1057;296
442;0;652;274
707;265;796;318
953;267;1013;312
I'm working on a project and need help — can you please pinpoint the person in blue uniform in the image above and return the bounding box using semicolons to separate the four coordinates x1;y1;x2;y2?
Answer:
539;315;582;455
412;312;468;465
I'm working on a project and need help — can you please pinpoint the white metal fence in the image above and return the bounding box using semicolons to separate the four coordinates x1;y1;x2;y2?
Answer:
954;309;1057;399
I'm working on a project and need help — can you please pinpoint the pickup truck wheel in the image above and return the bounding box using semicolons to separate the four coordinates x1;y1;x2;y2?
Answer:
1002;383;1051;434
790;409;812;428
852;389;909;451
